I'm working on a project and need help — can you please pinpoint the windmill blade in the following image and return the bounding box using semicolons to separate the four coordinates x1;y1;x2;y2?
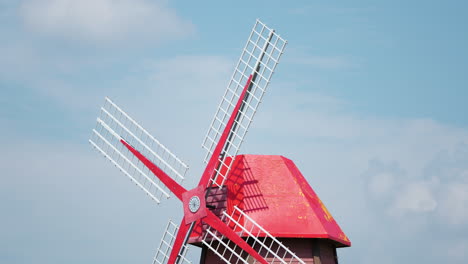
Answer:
202;206;305;264
202;19;287;187
202;210;269;264
89;97;189;204
153;219;192;264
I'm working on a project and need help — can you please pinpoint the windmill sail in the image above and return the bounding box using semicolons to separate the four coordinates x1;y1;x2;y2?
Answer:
153;220;192;264
201;206;305;264
89;97;189;204
202;19;287;188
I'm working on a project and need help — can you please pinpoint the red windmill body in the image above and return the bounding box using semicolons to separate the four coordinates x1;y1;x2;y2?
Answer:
89;20;350;264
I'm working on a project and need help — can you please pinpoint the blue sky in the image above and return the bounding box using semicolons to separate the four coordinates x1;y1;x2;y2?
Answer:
1;1;468;264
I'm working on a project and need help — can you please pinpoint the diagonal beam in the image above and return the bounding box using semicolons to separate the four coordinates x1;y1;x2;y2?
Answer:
121;139;187;200
198;74;253;188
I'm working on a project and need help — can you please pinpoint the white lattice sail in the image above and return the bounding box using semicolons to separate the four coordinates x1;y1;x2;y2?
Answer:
89;97;189;204
153;220;192;264
202;19;287;188
201;206;305;264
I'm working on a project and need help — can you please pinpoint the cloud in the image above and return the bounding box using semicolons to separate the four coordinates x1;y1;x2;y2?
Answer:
108;55;234;167
2;35;468;263
447;240;468;260
104;55;233;119
242;85;468;263
368;172;396;197
438;182;468;225
392;181;437;213
0;55;234;264
148;55;233;96
5;2;467;263
19;0;194;44
0;139;178;263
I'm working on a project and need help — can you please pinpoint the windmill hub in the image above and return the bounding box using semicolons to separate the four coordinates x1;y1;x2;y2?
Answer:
181;186;207;224
188;196;201;213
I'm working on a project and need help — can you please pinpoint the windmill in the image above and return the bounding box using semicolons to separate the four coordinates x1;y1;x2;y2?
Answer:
89;19;350;264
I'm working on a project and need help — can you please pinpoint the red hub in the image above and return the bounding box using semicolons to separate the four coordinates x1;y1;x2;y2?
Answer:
182;186;207;224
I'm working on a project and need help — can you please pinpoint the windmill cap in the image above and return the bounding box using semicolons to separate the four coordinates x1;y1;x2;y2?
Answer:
189;154;351;247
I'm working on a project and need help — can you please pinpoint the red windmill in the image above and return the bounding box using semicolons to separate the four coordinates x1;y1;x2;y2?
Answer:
89;20;350;264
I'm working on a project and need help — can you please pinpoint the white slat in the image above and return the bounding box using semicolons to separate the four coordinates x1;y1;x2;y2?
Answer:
153;220;192;264
89;97;189;204
202;19;287;188
201;206;305;264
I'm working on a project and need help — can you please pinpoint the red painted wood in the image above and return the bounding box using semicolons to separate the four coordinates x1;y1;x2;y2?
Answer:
182;185;207;224
167;219;191;264
190;155;351;247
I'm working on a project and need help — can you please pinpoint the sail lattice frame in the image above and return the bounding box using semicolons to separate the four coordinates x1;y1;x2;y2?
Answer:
89;97;189;204
153;220;192;264
201;206;305;264
202;19;287;188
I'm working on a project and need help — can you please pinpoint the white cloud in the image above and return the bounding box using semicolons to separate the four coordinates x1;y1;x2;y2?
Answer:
247;85;468;264
438;182;468;225
2;42;468;263
110;55;233;121
0;55;234;263
392;181;437;213
0;139;181;263
19;0;194;43
368;172;396;197
148;55;232;95
3;2;466;263
447;240;468;260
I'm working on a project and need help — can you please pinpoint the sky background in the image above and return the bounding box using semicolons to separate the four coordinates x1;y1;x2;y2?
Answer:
1;0;468;263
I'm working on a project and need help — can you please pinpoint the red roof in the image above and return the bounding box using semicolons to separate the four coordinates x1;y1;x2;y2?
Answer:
189;154;351;247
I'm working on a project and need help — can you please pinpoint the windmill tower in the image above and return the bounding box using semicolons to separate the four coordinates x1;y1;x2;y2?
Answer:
89;19;350;264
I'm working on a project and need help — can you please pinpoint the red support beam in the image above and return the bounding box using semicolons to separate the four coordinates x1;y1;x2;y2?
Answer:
167;220;191;264
198;75;253;188
121;139;187;201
